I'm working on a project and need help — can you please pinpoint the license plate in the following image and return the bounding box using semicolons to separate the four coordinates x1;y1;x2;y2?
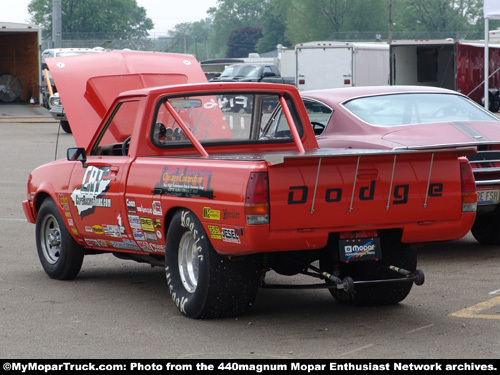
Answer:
339;237;382;263
477;188;500;205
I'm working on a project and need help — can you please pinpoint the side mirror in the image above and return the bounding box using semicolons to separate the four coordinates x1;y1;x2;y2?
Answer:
67;147;87;167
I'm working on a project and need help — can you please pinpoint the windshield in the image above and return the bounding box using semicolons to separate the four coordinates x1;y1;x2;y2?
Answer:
343;93;499;126
220;65;261;79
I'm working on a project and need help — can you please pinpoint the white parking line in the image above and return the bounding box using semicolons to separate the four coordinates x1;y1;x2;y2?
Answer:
406;324;434;333
0;218;26;222
339;343;374;356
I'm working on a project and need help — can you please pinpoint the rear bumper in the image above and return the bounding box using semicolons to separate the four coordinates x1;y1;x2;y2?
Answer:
209;212;477;256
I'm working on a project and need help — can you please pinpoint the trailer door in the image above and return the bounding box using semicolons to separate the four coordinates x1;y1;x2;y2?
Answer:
296;46;353;91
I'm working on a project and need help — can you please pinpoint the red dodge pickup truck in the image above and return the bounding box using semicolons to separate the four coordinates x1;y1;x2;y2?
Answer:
23;51;477;318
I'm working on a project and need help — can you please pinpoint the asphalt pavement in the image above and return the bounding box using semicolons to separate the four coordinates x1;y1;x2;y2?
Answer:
0;102;57;123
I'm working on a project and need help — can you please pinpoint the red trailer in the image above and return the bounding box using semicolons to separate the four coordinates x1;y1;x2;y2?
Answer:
390;39;500;112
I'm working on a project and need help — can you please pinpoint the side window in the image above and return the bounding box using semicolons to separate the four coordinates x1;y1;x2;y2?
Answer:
91;100;140;156
303;99;332;135
263;66;273;76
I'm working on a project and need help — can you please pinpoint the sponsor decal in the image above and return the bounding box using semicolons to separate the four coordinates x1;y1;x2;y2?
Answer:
133;229;145;240
59;194;70;210
85;238;99;247
103;225;122;238
126;199;136;212
208;225;222;240
137;204;153;215
137;241;152;252
149;243;165;252
71;228;79;236
222;209;240;220
221;228;240;244
71;166;112;217
128;215;142;229
203;207;220;220
92;225;104;235
141;217;155;232
153;166;214;199
339;237;382;263
156;230;163;240
144;232;158;242
152;201;163;216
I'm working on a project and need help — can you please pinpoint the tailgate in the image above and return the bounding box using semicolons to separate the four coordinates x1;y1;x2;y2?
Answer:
266;149;464;231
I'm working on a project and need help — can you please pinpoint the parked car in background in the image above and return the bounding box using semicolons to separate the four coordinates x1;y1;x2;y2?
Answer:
41;47;105;133
300;85;500;245
210;63;295;85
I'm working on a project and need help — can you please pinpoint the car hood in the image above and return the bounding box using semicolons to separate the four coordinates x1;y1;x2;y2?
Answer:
381;121;500;149
46;51;207;148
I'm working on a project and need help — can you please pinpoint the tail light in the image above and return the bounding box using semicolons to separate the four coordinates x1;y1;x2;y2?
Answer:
245;172;269;225
460;158;477;212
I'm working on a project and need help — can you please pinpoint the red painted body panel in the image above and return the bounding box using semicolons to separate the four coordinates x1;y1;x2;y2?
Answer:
45;51;208;148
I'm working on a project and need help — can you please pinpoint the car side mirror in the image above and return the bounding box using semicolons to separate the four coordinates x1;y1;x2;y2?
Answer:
67;147;87;167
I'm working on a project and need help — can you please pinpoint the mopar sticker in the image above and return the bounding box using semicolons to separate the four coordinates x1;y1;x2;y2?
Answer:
71;166;112;218
339;237;382;263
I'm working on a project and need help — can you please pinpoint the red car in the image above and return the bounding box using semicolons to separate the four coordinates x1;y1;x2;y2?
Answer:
300;86;500;244
22;53;477;318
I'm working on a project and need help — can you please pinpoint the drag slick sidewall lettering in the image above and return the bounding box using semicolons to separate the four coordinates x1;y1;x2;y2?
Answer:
165;209;260;319
35;198;85;280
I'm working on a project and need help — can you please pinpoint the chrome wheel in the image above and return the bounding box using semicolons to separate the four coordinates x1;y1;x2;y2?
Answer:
178;231;200;293
40;214;62;265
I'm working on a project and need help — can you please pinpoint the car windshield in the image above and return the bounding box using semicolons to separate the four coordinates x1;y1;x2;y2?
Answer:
220;65;261;79
343;93;499;126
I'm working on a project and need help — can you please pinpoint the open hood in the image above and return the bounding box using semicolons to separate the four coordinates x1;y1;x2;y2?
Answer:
381;121;500;148
46;50;207;148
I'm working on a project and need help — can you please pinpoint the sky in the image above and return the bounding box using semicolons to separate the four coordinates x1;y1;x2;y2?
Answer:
0;0;219;34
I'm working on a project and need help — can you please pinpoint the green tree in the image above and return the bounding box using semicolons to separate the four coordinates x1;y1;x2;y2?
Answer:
284;0;387;45
226;26;263;57
255;0;291;53
207;0;267;57
166;19;214;60
391;0;499;39
28;0;153;41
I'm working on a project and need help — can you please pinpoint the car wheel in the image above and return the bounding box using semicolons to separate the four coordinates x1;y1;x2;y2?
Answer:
60;120;72;134
165;209;261;319
322;235;416;306
36;198;84;280
471;211;500;245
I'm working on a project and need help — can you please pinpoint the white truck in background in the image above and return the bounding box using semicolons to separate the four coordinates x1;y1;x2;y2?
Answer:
295;41;390;91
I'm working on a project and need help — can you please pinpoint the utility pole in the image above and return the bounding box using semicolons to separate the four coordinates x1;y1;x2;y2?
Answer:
388;0;393;43
52;0;62;48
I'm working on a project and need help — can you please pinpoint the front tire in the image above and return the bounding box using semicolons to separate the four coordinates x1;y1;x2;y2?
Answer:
60;120;71;134
165;209;261;319
35;198;84;280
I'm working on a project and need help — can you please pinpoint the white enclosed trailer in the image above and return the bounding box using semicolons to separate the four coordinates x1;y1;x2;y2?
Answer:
295;41;389;91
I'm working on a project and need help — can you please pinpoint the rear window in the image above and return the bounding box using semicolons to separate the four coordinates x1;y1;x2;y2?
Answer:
151;92;302;147
343;93;498;126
